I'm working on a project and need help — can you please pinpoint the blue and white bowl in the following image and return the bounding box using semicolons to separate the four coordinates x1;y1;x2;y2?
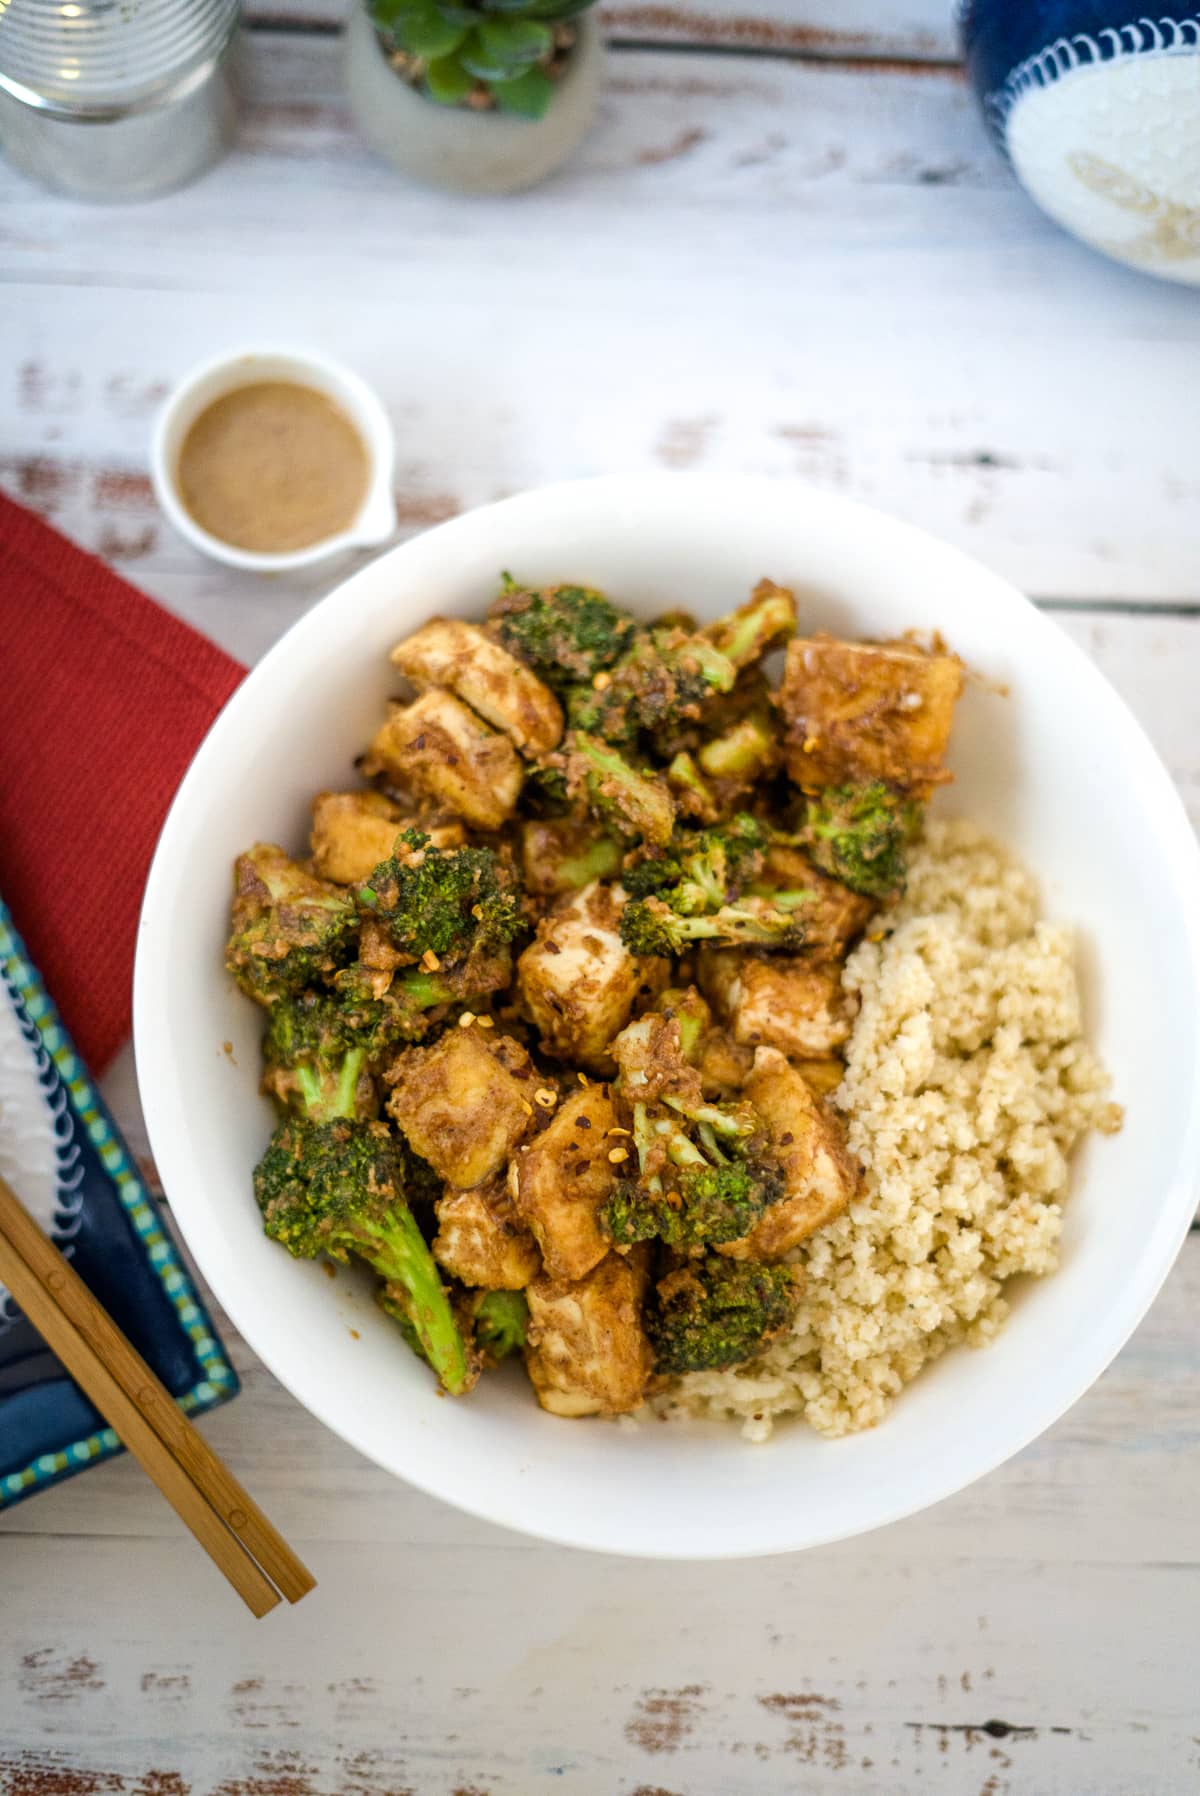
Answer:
961;2;1200;284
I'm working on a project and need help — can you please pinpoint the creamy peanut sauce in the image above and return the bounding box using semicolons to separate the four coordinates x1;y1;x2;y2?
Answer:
177;381;369;553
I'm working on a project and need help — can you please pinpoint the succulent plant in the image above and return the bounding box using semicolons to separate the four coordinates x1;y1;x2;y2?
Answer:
368;0;597;119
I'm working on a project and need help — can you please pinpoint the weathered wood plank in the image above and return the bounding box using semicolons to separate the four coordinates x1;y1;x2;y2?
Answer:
2;41;1197;604
244;0;960;61
1;1515;1197;1792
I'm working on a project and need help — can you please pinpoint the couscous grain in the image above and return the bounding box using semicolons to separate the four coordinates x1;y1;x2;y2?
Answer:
655;819;1122;1440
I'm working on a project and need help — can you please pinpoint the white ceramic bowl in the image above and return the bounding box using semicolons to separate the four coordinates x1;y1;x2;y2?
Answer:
151;347;397;573
134;475;1200;1558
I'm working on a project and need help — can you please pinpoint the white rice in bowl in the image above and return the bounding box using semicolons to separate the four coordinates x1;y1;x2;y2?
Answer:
655;818;1123;1441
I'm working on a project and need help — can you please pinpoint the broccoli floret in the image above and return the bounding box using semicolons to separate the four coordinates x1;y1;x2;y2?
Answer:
600;1080;780;1252
620;894;811;956
619;815;814;953
489;577;637;692
567;624;737;745
468;1288;529;1364
356;829;524;964
623;813;766;907
331;962;463;1052
261;991;376;1116
649;1255;797;1373
565;733;677;845
261;973;463;1111
801;781;921;898
253;1055;474;1395
603;1159;773;1252
226;844;357;1006
704;580;797;671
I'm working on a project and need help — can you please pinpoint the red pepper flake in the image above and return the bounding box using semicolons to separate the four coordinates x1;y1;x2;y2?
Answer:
575;1115;592;1129
545;940;562;955
779;1131;794;1146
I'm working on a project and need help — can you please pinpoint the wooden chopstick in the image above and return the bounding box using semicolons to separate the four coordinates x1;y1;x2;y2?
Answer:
0;1172;315;1617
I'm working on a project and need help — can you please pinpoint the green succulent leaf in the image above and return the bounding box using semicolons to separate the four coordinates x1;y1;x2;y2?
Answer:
424;49;476;102
459;15;553;77
387;0;469;58
368;0;410;26
491;63;556;116
431;0;482;24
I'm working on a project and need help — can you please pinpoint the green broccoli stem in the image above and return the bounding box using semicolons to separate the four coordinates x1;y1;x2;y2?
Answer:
395;968;453;1008
557;834;624;890
707;590;796;668
662;1093;751;1141
631;1102;661;1188
698;713;775;782
360;1210;475;1396
295;1046;368;1124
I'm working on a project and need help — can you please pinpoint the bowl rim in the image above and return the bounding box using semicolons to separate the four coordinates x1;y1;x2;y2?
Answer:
134;472;1200;1557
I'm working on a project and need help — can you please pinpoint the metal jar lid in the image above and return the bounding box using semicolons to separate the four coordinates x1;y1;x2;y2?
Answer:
0;0;241;122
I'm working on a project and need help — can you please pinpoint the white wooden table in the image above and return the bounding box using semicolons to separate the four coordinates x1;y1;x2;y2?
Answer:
2;5;1198;1790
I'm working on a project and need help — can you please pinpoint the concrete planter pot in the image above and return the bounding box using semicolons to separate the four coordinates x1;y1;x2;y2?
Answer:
344;7;604;195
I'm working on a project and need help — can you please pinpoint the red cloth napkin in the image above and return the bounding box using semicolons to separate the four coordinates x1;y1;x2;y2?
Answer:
0;493;246;1072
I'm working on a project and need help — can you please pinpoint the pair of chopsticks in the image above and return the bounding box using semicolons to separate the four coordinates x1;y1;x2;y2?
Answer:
0;1172;315;1617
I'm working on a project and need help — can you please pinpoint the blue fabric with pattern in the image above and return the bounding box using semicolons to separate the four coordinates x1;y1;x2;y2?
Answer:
0;899;238;1506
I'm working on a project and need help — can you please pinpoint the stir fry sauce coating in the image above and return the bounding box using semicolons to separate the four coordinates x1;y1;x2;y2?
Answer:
227;577;965;1415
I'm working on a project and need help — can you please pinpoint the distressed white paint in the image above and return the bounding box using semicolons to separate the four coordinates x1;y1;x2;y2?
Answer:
245;0;960;59
3;39;1199;603
1;10;1198;1792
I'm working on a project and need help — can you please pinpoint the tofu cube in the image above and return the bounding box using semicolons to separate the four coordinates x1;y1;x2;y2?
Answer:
778;634;962;794
525;1250;653;1417
391;617;563;755
363;688;523;831
433;1180;541;1290
719;1047;859;1259
386;1028;533;1189
310;790;407;886
511;1084;618;1281
517;882;668;1073
698;950;855;1057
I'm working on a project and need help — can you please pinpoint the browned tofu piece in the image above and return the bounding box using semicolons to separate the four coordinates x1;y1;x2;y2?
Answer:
390;617;563;756
525;1251;653;1417
511;1084;618;1281
698;949;855;1057
759;843;875;954
519;817;623;899
719;1047;859;1259
697;1030;755;1097
792;1057;845;1098
386;1027;534;1188
310;790;406;885
362;688;523;830
433;1180;541;1289
517;882;668;1073
778;634;963;794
